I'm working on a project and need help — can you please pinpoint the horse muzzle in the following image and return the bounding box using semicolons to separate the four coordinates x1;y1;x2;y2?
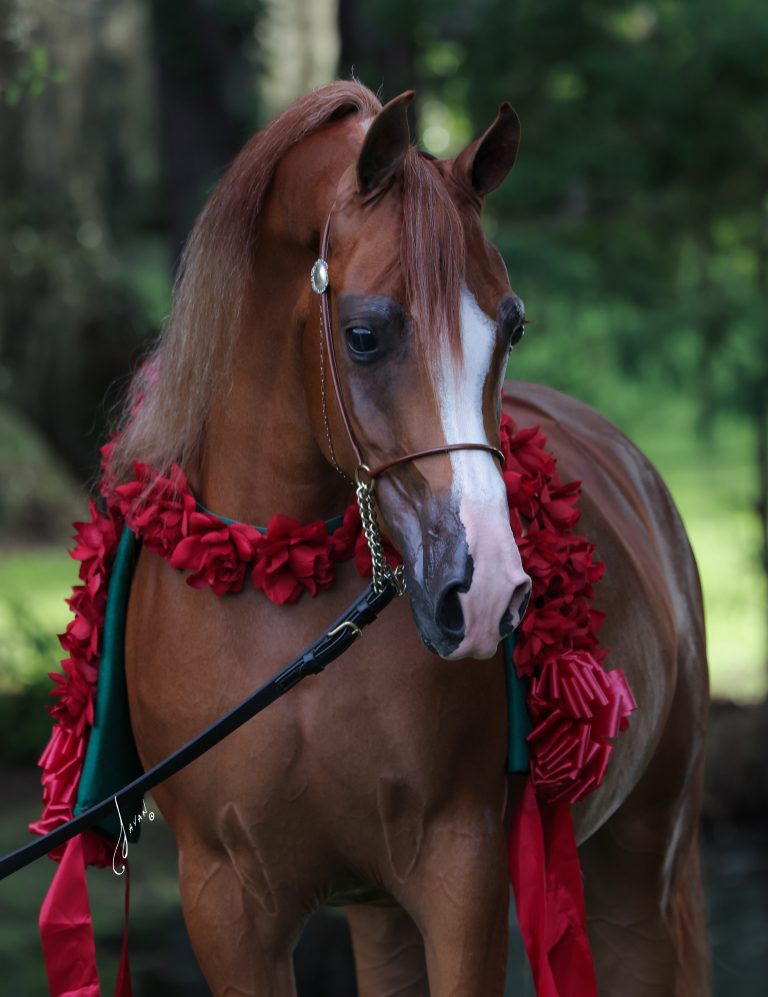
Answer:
398;497;532;661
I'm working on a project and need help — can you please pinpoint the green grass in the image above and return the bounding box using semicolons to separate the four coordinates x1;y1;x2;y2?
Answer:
0;547;77;689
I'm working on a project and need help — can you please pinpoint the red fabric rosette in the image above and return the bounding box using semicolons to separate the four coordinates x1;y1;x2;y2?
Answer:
70;500;119;580
527;651;637;803
115;462;195;557
252;515;336;603
171;512;263;595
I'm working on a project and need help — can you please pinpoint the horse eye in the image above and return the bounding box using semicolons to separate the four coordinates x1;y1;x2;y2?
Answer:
346;326;379;357
509;322;525;347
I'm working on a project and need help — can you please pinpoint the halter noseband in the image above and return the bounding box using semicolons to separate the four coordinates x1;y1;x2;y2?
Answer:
311;214;505;483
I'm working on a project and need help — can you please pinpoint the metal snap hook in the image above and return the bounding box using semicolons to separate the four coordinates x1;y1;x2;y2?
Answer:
355;464;374;490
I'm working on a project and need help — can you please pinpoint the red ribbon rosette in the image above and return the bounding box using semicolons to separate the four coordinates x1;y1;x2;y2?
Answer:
527;651;637;803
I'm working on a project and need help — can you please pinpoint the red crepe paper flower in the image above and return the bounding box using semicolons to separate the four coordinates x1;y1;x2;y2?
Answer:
252;515;336;604
30;495;123;845
354;525;402;578
497;411;636;802
171;513;263;596
328;503;402;577
115;462;195;557
59;576;108;662
70;501;119;582
329;505;362;561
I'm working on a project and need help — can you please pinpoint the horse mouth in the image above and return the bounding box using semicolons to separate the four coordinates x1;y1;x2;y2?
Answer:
380;483;531;661
404;557;531;661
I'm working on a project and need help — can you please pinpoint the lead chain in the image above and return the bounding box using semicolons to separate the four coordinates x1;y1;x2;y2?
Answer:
355;473;406;595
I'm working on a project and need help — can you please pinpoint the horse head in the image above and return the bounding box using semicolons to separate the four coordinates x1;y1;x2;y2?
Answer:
305;92;531;660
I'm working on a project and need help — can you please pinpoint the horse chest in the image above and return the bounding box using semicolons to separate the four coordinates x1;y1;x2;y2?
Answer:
125;548;511;872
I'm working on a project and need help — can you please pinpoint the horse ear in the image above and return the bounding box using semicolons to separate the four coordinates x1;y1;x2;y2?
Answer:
454;102;521;197
356;90;415;195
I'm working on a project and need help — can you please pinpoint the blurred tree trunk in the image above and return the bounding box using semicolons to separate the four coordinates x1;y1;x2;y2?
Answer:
0;2;22;194
0;0;154;479
759;408;767;579
259;0;339;120
146;0;261;260
0;0;263;479
0;1;23;386
337;0;418;102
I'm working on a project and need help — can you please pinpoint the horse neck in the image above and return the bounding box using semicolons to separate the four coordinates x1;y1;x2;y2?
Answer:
197;137;361;526
197;241;350;526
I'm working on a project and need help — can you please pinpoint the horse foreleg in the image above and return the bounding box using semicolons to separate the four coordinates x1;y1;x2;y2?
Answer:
399;821;510;997
345;903;428;996
178;841;298;997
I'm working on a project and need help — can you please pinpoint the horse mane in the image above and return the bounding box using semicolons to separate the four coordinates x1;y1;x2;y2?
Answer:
110;81;466;485
110;81;382;483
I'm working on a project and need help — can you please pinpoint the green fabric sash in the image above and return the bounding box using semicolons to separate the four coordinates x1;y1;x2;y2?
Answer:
74;519;530;841
504;633;531;772
74;527;143;840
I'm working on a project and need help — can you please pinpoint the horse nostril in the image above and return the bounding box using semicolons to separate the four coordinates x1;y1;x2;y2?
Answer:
499;609;514;638
436;584;466;637
519;588;531;619
499;579;532;637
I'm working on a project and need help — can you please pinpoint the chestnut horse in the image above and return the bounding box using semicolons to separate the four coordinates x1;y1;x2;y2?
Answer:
115;82;709;995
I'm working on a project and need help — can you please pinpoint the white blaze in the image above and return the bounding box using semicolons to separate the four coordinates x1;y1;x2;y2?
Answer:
436;287;529;660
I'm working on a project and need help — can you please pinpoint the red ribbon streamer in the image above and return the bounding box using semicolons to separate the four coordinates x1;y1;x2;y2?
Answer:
509;779;598;997
39;833;132;997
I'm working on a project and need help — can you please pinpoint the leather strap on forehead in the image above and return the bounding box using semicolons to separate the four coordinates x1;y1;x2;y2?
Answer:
316;214;505;481
319;215;364;468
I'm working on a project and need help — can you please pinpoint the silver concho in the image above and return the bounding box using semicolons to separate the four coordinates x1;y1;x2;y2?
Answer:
310;258;329;294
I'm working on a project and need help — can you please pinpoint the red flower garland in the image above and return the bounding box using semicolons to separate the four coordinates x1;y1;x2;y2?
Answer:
31;414;635;850
29;497;124;867
499;419;636;802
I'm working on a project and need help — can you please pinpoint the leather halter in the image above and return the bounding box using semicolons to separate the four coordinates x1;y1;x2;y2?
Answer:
313;215;505;482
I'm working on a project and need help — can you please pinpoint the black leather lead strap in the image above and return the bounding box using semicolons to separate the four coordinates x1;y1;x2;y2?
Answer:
0;579;397;881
